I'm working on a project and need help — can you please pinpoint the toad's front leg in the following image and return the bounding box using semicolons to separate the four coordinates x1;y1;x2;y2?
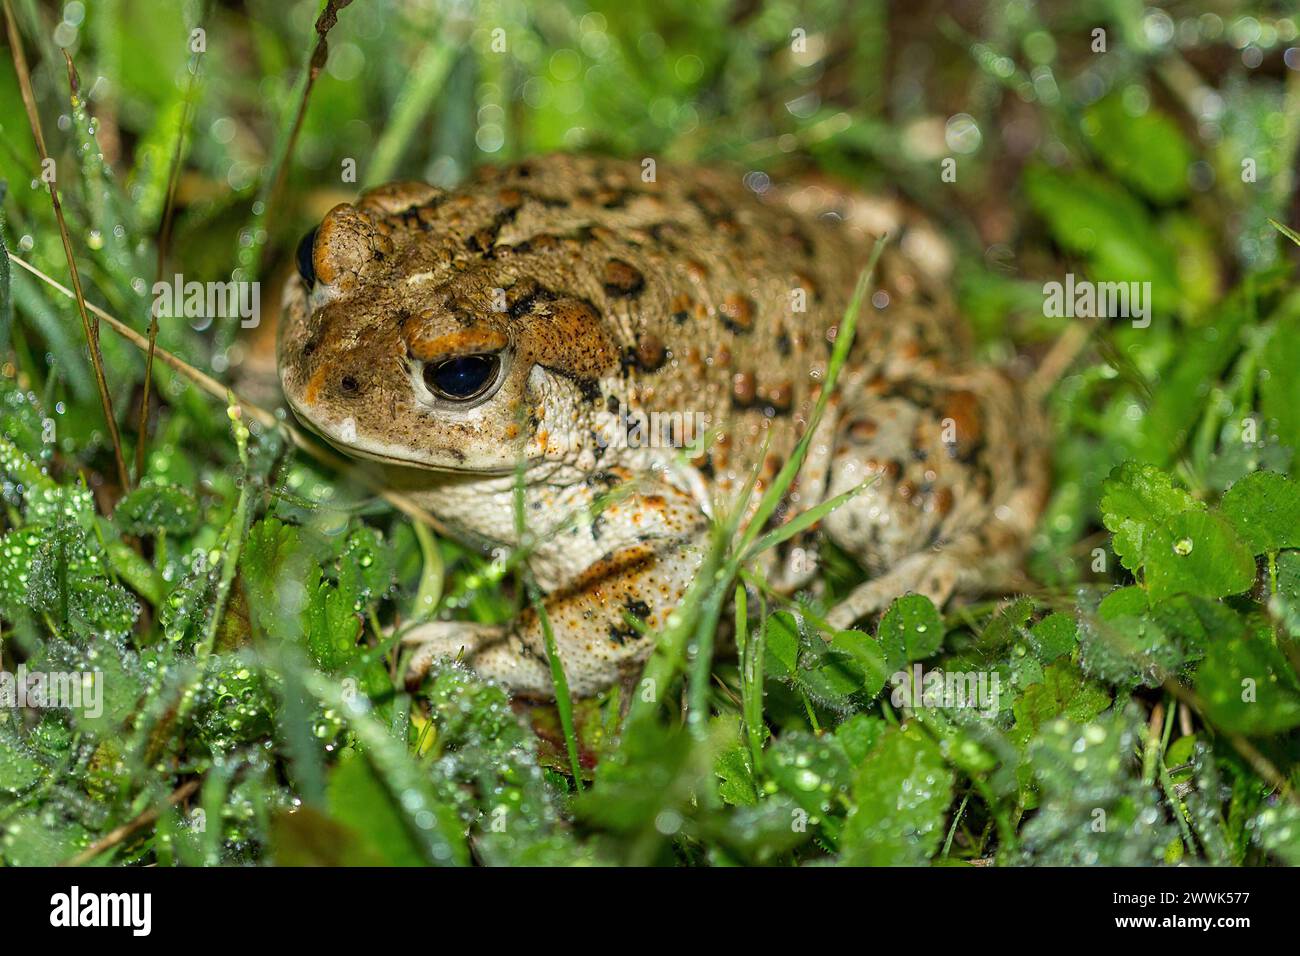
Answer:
403;483;709;699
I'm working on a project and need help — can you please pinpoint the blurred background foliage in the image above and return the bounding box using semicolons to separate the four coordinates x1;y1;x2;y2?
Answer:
0;0;1299;866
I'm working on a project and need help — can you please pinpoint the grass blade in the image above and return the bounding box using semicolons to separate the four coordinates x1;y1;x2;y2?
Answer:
233;0;354;297
7;250;453;537
3;3;130;491
137;3;210;482
1268;217;1300;247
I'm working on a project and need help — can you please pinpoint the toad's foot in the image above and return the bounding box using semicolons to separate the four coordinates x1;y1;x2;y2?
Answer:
402;620;508;686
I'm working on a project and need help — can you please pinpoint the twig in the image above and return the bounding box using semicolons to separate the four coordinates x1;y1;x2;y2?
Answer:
1028;318;1097;404
62;778;201;866
8;251;453;537
137;7;209;483
2;2;130;491
241;0;354;279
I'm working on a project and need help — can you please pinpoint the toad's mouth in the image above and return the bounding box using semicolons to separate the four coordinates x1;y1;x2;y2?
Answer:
283;391;519;477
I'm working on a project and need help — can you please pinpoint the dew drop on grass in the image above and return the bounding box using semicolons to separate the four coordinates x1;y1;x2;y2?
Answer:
1173;537;1193;555
794;769;821;791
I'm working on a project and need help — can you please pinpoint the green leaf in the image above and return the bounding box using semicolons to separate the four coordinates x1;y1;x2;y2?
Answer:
1271;551;1300;639
1079;611;1181;688
1260;309;1300;454
715;746;759;807
1019;707;1176;865
767;730;853;824
1023;165;1179;311
979;597;1035;650
242;517;306;636
841;724;953;865
1011;661;1111;747
1097;586;1148;619
1137;282;1263;465
1;812;88;866
797;628;889;703
1100;461;1201;572
270;805;371;866
341;526;397;601
1082;94;1192;204
0;728;43;794
835;713;886;765
1027;613;1077;662
325;749;426;866
303;669;467;865
113;481;200;537
1252;802;1300;865
1149;594;1242;662
305;562;363;671
72;643;146;737
1144;511;1255;602
763;611;800;680
244;518;367;673
15;516;140;642
1220;471;1300;554
0;377;48;463
876;593;944;668
1195;624;1300;735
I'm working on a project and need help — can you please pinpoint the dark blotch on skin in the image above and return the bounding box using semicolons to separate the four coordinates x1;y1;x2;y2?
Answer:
608;598;652;645
603;258;645;298
847;418;878;443
669;293;692;325
765;380;794;415
634;335;667;372
731;371;757;407
720;293;755;333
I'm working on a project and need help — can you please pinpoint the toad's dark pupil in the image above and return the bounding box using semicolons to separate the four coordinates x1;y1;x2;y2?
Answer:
296;227;318;286
425;354;499;400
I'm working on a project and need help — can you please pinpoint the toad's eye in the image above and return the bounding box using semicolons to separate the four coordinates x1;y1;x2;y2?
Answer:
296;227;318;286
423;354;501;401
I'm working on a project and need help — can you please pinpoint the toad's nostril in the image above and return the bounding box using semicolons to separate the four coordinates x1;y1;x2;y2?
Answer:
340;375;359;394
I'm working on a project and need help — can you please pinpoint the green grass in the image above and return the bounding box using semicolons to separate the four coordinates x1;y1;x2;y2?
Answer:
1;0;1300;866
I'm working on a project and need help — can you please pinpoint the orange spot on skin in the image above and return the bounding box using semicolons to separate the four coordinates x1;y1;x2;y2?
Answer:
720;293;754;331
406;328;509;361
304;364;330;405
941;390;984;456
